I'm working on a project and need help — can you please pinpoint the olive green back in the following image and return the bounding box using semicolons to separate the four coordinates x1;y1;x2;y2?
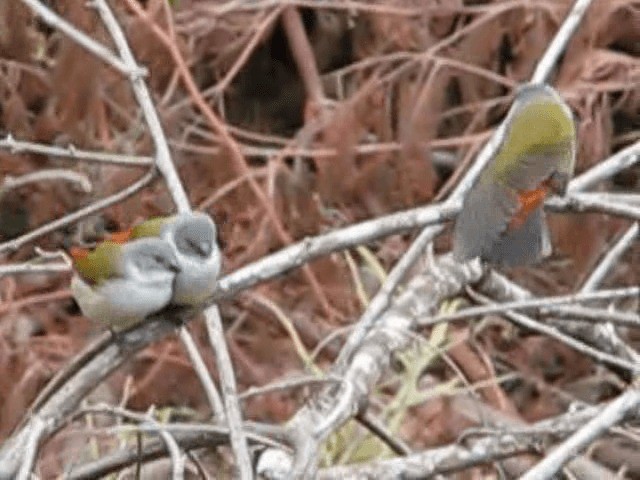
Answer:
130;216;174;239
73;241;122;284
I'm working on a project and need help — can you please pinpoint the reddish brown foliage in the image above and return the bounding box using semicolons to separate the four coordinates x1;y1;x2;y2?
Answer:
0;0;639;476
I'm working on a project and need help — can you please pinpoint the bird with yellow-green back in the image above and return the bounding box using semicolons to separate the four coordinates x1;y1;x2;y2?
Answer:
70;238;180;331
453;83;576;266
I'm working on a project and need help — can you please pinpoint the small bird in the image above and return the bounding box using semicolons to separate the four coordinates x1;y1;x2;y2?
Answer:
129;212;222;305
70;238;180;331
453;83;576;266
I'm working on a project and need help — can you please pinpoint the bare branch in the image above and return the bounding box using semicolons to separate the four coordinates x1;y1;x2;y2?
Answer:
92;1;252;476
531;0;595;83
259;255;484;477
334;0;598;369
548;192;640;221
466;289;639;374
177;328;225;421
315;392;624;479
421;287;640;327
0;169;156;255
581;223;638;293
204;308;254;477
64;405;284;480
569;140;640;193
92;0;190;213
521;388;640;480
20;0;145;78
479;271;640;367
2;169;92;193
0;262;71;277
0;134;153;167
216;202;458;297
16;416;46;480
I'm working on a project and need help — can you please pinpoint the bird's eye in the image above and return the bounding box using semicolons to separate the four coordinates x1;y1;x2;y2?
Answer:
189;238;210;256
176;236;209;257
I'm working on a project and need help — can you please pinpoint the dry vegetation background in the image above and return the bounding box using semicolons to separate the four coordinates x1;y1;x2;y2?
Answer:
0;0;639;477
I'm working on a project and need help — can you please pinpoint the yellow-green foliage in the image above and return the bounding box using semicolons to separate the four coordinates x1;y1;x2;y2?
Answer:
322;321;456;467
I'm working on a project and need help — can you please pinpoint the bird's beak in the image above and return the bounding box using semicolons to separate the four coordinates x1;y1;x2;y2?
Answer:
197;241;211;257
547;171;570;196
169;261;181;273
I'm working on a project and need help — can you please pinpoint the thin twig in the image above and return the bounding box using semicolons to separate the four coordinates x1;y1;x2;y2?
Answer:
0;134;153;167
140;410;185;480
0;262;71;277
92;0;190;213
0;169;156;255
239;375;341;400
531;0;594;83
20;0;145;78
421;287;640;327
542;305;640;329
334;0;597;368
356;411;413;456
177;328;225;421
2;169;92;193
521;388;640;480
92;2;252;477
581;223;638;292
467;289;639;374
123;0;335;319
203;8;282;98
204;308;254;478
569;140;640;193
281;7;324;107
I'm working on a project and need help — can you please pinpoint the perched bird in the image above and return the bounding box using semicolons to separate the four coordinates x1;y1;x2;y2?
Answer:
70;238;180;331
453;83;576;266
129;212;222;305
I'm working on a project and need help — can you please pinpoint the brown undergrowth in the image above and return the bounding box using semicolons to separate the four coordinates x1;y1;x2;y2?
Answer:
0;0;639;477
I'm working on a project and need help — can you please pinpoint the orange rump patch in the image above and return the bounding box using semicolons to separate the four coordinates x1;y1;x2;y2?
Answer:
69;246;90;261
509;184;549;230
107;228;132;243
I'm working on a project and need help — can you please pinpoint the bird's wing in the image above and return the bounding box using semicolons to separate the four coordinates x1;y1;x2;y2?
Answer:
453;177;519;262
487;205;551;266
72;241;122;284
502;143;572;191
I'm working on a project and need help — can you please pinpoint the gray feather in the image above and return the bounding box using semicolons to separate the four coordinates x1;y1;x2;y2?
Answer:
485;206;551;266
453;178;519;263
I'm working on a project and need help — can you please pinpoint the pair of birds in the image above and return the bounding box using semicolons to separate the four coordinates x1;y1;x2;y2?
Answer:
70;212;221;331
70;83;576;331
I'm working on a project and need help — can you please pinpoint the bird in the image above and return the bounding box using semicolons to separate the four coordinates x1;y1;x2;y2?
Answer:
70;238;180;331
453;83;576;266
128;212;222;305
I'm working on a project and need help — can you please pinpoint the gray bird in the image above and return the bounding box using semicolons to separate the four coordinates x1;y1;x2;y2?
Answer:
129;212;222;305
70;238;180;331
453;83;576;266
